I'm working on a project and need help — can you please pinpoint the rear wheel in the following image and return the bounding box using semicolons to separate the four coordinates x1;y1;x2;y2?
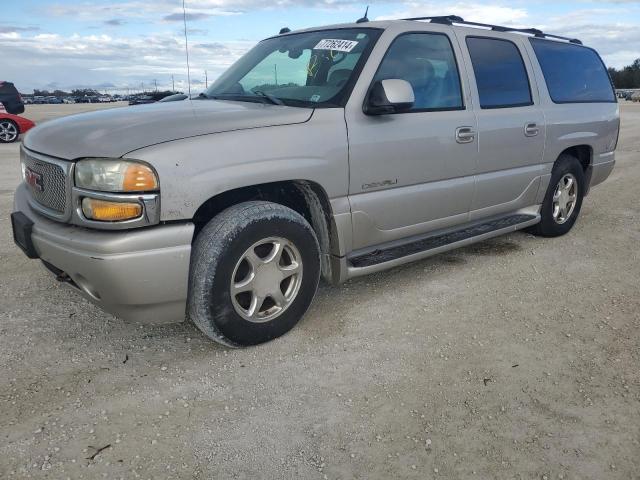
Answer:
527;153;585;237
188;201;320;347
0;119;19;143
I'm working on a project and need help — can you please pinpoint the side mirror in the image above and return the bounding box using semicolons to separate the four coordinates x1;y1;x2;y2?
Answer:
364;79;414;115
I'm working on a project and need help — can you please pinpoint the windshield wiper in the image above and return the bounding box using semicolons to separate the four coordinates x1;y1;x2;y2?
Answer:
201;92;287;106
252;90;284;105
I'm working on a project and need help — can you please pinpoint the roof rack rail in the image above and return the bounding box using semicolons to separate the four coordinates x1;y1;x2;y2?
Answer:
401;15;582;45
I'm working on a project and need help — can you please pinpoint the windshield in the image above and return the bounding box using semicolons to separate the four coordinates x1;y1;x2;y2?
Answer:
204;28;381;108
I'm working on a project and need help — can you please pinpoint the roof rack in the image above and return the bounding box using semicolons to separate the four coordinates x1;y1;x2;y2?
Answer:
402;15;582;45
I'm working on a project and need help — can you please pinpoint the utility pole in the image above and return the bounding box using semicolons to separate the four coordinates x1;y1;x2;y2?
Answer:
172;75;175;92
205;70;208;88
153;79;158;92
182;0;192;96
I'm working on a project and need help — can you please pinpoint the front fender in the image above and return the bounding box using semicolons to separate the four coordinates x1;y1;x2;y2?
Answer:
127;109;349;221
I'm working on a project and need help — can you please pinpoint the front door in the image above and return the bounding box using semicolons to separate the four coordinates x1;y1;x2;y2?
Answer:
345;28;478;251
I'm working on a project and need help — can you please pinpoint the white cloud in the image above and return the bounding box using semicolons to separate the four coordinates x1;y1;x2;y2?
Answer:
0;32;21;40
0;29;253;92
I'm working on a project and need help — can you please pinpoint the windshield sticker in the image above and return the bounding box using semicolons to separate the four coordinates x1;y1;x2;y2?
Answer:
310;94;321;103
314;39;358;53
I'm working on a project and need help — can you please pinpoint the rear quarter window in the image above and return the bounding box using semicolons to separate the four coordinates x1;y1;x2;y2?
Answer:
465;36;533;109
530;39;615;103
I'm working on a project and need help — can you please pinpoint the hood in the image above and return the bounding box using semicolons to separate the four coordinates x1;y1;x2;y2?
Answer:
23;99;313;160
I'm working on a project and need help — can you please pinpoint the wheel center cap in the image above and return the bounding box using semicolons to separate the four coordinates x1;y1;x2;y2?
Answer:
253;263;281;297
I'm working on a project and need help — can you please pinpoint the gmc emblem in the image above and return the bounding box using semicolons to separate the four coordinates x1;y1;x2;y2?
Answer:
25;167;44;192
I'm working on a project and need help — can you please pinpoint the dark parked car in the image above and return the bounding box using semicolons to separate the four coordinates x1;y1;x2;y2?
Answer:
0;81;25;115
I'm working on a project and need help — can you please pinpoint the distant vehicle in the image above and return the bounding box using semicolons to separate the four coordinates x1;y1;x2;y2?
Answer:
45;96;63;104
0;111;35;143
0;81;25;114
98;96;111;103
33;96;46;104
129;95;155;105
632;92;640;102
62;97;76;104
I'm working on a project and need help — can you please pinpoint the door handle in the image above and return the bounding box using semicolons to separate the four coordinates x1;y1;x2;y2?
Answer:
524;122;540;137
455;126;476;144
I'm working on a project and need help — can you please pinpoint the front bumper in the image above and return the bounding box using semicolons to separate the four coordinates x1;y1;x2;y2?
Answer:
13;183;194;324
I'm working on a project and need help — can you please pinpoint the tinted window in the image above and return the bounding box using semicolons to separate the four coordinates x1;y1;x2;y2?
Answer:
466;37;532;109
530;39;615;103
374;33;463;111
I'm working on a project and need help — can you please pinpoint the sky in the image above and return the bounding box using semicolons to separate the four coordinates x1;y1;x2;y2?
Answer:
1;0;639;93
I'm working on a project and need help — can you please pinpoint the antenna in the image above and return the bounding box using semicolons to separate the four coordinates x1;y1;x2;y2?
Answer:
356;6;369;23
182;0;192;96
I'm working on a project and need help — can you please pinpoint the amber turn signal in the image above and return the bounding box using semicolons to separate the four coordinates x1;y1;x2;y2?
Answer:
122;164;158;191
82;198;142;221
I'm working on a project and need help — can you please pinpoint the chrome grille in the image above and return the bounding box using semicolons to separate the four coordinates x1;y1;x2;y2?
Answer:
22;152;68;213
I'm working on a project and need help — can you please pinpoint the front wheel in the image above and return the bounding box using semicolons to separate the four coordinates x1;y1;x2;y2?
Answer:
0;119;19;143
527;153;585;237
188;201;321;347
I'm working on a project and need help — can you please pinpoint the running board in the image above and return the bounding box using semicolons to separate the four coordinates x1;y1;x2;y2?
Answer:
346;213;539;276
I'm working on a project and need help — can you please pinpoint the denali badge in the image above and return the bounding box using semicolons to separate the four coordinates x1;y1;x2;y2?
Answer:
25;167;44;192
362;179;398;190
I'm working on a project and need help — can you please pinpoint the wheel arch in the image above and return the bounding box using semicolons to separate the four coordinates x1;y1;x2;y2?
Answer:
1;117;19;130
559;145;592;171
557;144;593;194
192;180;336;282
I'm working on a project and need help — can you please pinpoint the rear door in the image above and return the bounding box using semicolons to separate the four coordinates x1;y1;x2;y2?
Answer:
454;31;546;220
345;26;478;250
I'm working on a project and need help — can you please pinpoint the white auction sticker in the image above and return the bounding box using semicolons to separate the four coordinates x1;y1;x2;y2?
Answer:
314;39;358;53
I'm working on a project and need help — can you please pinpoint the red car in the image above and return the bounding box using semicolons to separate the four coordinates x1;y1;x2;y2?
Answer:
0;108;35;143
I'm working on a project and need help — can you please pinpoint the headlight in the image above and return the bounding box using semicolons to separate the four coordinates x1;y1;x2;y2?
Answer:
75;158;158;192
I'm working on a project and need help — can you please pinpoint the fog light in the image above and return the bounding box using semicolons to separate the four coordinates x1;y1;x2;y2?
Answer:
82;198;142;221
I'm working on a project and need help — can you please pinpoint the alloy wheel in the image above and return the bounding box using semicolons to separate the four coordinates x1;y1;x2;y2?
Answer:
230;237;303;323
0;121;18;142
552;173;578;224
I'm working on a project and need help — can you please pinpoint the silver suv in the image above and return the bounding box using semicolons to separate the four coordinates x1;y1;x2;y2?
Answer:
12;16;619;346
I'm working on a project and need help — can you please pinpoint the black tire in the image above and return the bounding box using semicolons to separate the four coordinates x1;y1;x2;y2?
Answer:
188;201;321;347
527;153;585;237
0;119;19;143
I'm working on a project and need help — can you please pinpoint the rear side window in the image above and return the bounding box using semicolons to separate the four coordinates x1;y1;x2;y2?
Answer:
530;39;615;103
466;37;533;109
373;32;464;111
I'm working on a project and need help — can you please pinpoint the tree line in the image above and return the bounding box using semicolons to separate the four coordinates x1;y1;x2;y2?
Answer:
31;89;101;98
608;59;640;89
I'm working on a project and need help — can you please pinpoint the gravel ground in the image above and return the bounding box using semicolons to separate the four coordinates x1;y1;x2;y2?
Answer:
1;103;639;479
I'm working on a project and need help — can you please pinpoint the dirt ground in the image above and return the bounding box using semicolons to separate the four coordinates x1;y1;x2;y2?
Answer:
1;103;639;480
